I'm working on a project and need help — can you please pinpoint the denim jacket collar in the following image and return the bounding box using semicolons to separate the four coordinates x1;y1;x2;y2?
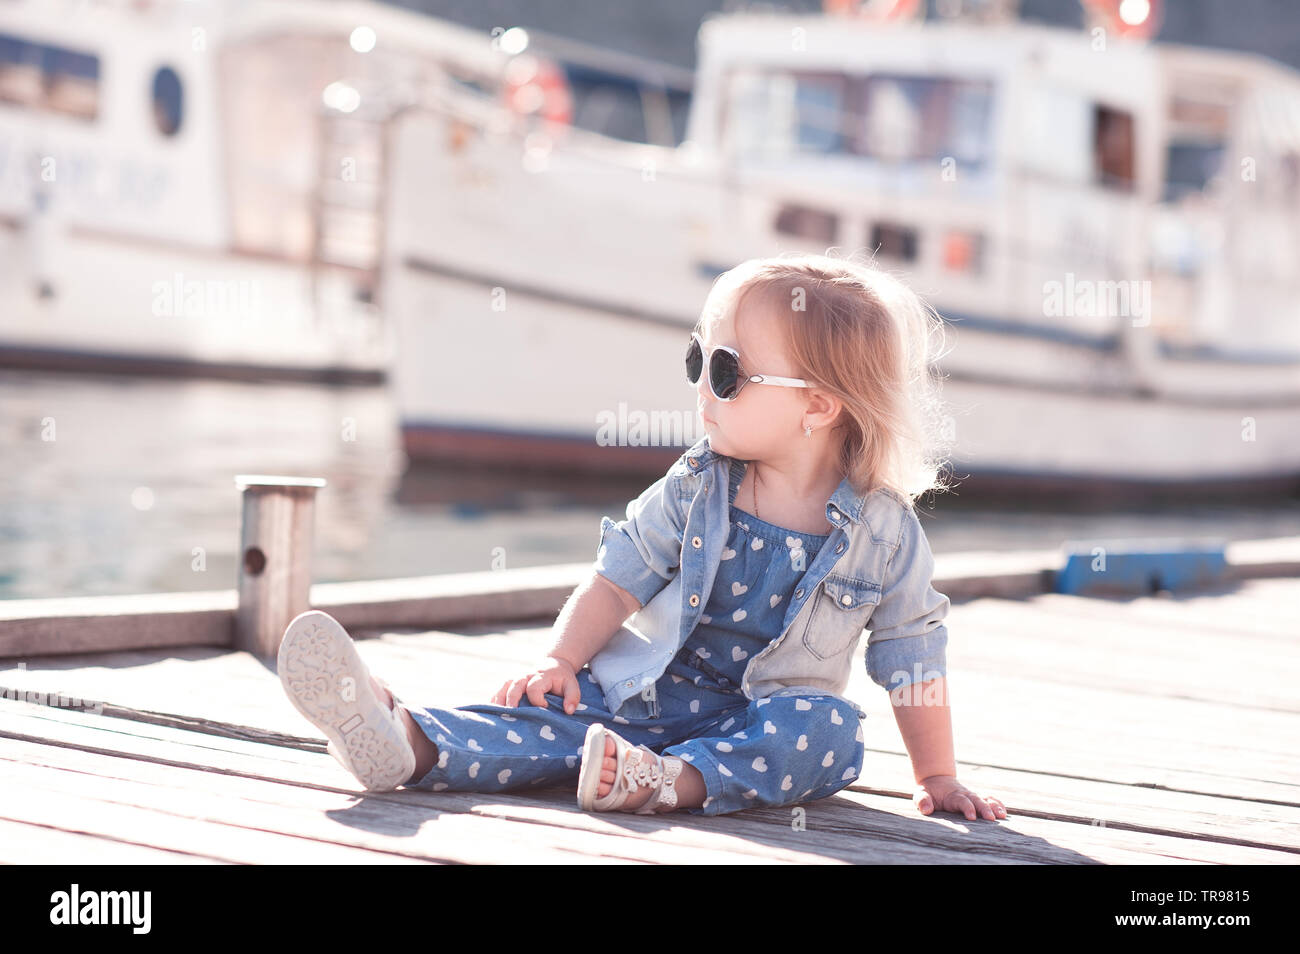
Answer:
680;434;887;528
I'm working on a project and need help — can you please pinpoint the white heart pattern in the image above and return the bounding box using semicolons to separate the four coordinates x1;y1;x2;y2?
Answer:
500;714;516;722
830;709;843;725
700;615;712;624
742;789;758;799
717;764;733;777
565;755;577;768
732;609;747;622
751;538;764;550
498;769;511;784
721;547;736;561
856;724;864;743
720;718;735;732
752;756;768;772
781;775;793;791
437;750;449;768
786;535;802;549
540;725;555;740
506;730;522;744
696;648;711;659
690;700;700;713
764;721;776;735
822;750;835;767
842;767;857;781
732;581;748;597
732;645;748;661
795;699;812;711
468;761;480;778
770;594;782;608
467;738;483;751
796;735;808;751
716;741;733;752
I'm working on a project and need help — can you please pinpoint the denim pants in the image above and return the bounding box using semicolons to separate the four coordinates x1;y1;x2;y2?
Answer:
402;648;867;816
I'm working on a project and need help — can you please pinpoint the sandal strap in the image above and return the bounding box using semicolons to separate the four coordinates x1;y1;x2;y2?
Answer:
591;731;685;815
632;747;684;815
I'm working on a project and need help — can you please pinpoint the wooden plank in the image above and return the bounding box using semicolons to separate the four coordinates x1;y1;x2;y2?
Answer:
0;754;440;865
0;735;853;864
1;539;1292;659
850;669;1300;799
0;590;235;657
8;699;1300;853
4;701;1296;863
0;817;223;865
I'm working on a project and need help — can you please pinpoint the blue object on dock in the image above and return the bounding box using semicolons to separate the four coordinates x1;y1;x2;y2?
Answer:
1055;539;1228;596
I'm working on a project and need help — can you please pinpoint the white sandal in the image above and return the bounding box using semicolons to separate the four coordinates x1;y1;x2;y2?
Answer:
278;610;417;792
577;723;684;814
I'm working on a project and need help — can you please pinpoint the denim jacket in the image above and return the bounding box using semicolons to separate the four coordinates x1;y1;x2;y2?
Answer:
589;434;950;718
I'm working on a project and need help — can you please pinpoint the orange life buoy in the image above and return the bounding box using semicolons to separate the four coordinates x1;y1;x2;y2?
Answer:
502;54;573;127
1080;0;1162;39
822;0;923;19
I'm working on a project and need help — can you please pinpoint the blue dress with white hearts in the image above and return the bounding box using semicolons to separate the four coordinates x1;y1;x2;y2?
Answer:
664;503;830;694
401;499;868;815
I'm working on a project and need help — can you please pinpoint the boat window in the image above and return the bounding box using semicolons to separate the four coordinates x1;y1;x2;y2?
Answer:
870;221;918;261
855;75;992;166
0;31;99;120
565;64;649;141
791;73;850;153
774;204;837;242
723;68;991;166
1163;140;1225;201
1095;104;1136;191
151;66;183;136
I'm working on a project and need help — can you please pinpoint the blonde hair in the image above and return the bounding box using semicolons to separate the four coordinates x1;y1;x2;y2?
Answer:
697;252;956;506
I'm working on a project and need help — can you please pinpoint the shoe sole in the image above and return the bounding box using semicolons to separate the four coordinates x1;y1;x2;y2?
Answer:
576;722;609;811
277;610;416;792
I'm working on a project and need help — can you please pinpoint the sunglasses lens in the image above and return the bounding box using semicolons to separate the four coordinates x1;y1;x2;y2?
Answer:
710;351;740;400
685;337;702;384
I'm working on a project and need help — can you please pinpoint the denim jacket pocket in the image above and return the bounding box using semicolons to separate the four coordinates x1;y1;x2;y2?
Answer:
801;573;882;661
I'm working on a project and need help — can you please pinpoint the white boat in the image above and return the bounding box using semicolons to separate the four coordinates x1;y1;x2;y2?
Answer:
0;0;497;384
379;0;1300;496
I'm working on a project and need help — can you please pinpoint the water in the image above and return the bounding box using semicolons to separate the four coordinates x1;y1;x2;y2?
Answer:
2;369;1298;602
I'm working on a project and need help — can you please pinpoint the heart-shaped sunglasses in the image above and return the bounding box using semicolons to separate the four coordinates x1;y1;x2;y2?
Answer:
685;332;813;402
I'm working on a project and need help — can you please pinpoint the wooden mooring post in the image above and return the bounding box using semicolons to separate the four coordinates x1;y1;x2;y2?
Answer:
234;475;326;659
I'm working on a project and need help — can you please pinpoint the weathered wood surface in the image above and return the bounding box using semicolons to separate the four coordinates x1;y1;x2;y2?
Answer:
0;577;1296;863
3;535;1296;658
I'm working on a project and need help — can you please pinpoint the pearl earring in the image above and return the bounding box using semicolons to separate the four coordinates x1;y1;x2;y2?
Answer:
804;424;813;437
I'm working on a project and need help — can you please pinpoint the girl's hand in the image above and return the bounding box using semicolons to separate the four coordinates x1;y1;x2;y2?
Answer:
914;774;1008;821
491;656;582;714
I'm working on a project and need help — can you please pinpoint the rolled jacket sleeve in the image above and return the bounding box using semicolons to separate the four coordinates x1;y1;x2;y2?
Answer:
592;469;687;609
864;509;950;691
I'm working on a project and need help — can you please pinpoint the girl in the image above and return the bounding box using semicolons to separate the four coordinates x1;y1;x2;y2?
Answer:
278;253;1007;822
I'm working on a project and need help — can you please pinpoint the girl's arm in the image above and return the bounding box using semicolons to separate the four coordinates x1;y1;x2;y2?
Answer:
545;570;641;671
888;675;955;782
890;675;1008;821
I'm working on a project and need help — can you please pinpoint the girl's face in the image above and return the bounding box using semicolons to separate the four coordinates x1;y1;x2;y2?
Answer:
695;293;814;460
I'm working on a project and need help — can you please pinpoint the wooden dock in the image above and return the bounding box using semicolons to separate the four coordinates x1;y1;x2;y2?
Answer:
2;574;1297;864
